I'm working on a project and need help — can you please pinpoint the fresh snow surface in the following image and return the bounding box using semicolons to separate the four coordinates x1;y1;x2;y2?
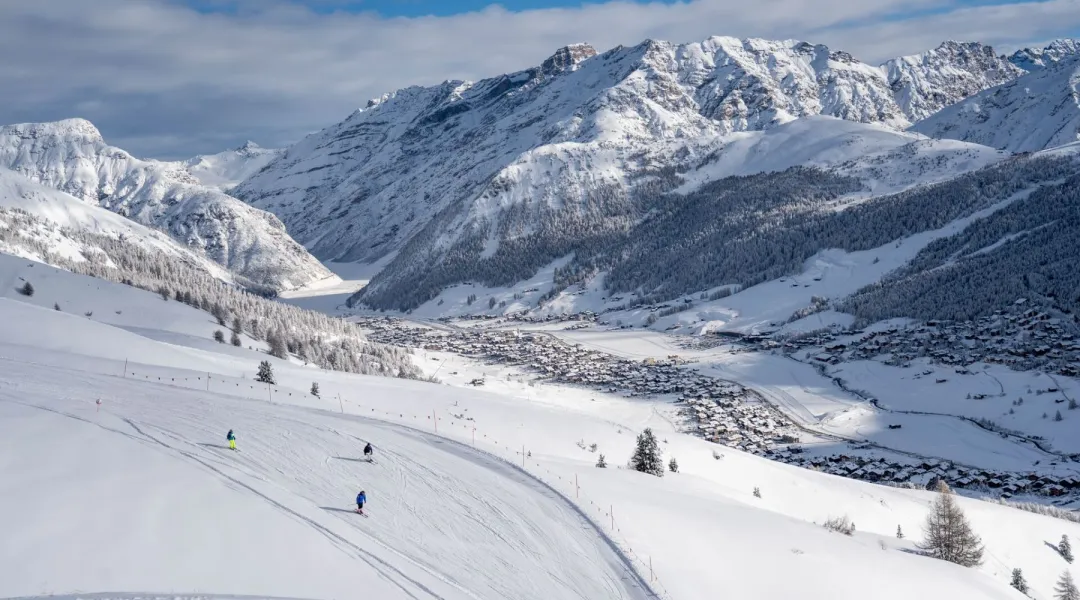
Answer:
911;56;1080;152
175;141;284;190
676;116;1005;195
0;119;335;291
3;251;1080;600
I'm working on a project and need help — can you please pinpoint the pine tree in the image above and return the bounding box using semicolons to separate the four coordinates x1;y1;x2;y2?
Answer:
1071;398;1078;410
595;453;607;468
1056;570;1079;600
668;457;679;473
753;487;761;498
1061;535;1074;563
231;316;243;334
1010;568;1028;595
896;525;904;539
231;330;242;347
18;281;33;296
1055;410;1064;422
918;480;984;567
310;382;320;398
267;331;288;359
213;330;225;343
54;302;60;311
629;428;663;477
255;360;275;385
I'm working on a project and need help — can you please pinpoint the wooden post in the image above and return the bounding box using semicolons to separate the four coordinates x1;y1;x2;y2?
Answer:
433;409;437;432
338;393;344;414
206;373;210;392
610;505;614;530
522;445;525;468
123;358;128;378
575;474;579;499
472;427;476;447
267;382;272;403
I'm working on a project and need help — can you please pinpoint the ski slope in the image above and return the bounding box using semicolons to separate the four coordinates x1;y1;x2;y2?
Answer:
2;252;1078;600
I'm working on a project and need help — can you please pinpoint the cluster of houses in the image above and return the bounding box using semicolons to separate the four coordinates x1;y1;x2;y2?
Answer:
764;447;1080;499
356;316;1080;501
358;317;799;454
764;306;1080;376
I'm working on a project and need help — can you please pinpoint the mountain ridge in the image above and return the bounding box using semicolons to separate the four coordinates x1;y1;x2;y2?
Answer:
0;119;334;292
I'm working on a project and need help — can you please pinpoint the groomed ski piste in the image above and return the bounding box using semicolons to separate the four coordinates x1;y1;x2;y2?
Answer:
2;252;1078;600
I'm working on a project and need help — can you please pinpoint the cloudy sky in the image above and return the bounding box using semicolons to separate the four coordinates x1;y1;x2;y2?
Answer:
2;0;1076;159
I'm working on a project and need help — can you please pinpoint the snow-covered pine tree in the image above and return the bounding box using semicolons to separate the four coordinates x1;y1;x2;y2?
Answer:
18;281;33;296
1056;410;1064;422
1010;568;1028;595
267;330;288;359
596;453;607;468
1061;534;1074;563
896;525;904;539
918;480;984;567
629;428;663;477
311;382;320;398
1056;570;1079;600
231;330;242;347
668;457;679;473
256;360;275;385
753;487;761;498
231;316;243;334
53;302;60;311
213;330;225;343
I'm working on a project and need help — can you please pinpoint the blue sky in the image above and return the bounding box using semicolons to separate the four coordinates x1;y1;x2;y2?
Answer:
1;0;1076;158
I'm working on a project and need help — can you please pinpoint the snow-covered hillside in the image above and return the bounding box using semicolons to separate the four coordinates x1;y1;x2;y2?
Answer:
236;36;1021;311
3;251;1076;600
0;166;232;279
0;119;334;291
677;116;1005;194
176;141;283;190
910;57;1080;152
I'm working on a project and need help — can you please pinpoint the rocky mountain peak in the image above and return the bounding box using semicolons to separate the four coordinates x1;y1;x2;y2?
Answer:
0;118;106;145
541;43;598;76
1010;38;1080;71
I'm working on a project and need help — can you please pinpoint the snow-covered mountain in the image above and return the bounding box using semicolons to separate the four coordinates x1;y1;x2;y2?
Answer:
910;56;1080;152
0;119;334;291
236;36;1020;310
177;141;283;190
1009;38;1080;72
0;166;230;279
882;41;1023;122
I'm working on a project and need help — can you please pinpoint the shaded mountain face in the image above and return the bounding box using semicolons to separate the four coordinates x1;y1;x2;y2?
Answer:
0;119;334;292
232;37;1031;310
910;57;1080;153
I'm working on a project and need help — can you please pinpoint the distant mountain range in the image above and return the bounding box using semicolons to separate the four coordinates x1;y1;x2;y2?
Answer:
4;35;1078;327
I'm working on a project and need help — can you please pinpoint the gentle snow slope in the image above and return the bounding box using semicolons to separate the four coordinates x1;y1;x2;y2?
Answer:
2;253;1075;600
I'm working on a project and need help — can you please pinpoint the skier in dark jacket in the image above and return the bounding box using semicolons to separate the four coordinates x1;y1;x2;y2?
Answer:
227;429;236;450
356;490;367;514
363;442;373;460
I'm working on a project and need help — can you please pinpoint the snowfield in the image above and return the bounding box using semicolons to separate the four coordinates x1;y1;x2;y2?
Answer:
3;252;1080;600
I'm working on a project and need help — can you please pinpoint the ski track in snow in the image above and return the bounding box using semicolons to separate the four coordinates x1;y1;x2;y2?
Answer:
0;360;653;600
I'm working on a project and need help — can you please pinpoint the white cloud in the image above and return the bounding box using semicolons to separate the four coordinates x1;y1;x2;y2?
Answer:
1;0;1075;157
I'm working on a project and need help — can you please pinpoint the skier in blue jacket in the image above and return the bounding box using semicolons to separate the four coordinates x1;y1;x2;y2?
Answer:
356;490;367;514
